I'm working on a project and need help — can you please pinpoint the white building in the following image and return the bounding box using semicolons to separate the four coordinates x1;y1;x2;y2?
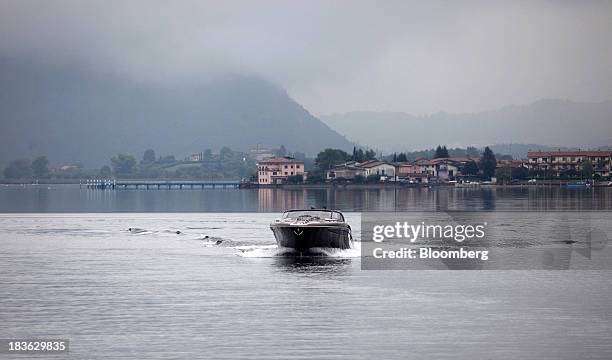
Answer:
357;160;396;178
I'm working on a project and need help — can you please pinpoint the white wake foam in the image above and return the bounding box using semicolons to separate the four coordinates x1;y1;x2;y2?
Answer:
235;242;361;258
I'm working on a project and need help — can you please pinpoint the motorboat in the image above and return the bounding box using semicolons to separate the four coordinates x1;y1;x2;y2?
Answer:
270;209;352;251
567;181;592;189
455;180;480;188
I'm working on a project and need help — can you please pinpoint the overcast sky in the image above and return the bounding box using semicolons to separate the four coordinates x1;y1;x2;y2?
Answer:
0;0;611;115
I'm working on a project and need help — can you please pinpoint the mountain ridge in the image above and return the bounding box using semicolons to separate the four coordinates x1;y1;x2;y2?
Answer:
321;99;612;153
0;58;352;167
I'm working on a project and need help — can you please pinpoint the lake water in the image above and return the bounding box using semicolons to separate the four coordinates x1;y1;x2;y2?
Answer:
1;186;612;359
1;184;612;212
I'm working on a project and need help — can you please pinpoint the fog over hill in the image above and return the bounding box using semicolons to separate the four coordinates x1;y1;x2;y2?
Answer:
0;58;352;167
321;99;612;154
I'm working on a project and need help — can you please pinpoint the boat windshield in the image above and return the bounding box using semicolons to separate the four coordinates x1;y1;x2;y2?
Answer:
282;210;344;221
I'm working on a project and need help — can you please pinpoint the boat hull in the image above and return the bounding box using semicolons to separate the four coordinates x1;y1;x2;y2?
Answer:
270;224;352;250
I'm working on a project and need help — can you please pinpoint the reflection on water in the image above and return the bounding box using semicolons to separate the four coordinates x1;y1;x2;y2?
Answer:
260;186;612;211
1;184;611;212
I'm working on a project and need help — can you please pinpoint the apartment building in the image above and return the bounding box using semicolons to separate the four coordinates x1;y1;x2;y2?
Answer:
527;150;612;177
257;157;305;184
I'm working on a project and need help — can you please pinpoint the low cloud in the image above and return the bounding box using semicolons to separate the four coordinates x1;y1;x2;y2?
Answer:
1;0;611;115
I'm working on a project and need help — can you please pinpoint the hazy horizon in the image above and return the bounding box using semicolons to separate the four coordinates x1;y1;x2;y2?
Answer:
319;98;612;118
1;0;611;116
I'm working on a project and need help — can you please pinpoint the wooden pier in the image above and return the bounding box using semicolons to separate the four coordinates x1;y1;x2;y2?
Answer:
81;179;241;190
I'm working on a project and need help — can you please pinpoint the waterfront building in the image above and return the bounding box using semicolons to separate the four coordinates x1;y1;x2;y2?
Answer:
526;150;612;178
356;160;396;178
325;162;367;180
414;157;479;181
257;157;305;184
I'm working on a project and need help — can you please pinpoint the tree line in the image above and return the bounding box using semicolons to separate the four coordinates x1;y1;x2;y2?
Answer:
4;144;598;182
305;145;502;183
3;156;51;179
106;148;257;180
1;147;257;180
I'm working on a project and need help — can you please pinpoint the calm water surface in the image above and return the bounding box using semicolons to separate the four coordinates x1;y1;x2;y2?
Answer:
1;186;612;359
1;184;612;211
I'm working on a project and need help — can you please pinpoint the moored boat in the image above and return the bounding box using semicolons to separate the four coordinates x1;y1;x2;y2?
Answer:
455;180;480;188
567;180;593;188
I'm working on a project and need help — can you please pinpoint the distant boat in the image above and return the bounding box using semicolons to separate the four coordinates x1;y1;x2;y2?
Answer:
567;181;592;188
270;209;352;251
455;181;480;188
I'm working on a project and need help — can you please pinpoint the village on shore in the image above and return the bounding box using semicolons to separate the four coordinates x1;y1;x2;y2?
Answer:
252;145;612;188
2;144;612;188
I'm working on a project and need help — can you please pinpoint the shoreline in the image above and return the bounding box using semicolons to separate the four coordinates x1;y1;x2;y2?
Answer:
1;180;609;189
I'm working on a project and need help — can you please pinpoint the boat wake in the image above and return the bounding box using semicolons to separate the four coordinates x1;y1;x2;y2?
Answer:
235;242;361;258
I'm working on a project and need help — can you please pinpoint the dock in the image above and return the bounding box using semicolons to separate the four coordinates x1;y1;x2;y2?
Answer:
81;179;241;189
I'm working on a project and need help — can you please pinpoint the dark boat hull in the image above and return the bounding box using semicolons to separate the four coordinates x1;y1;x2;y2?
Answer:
270;225;352;250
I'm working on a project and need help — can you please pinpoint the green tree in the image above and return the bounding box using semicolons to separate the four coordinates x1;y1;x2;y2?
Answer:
480;146;497;179
142;149;156;164
332;176;348;184
511;166;529;180
111;154;137;177
434;145;449;158
364;149;376;161
462;160;479;175
157;155;176;165
495;167;512;183
315;148;350;170
353;175;366;184
466;146;480;157
581;161;593;178
138;166;164;179
220;147;233;160
352;148;365;162
99;165;112;178
366;174;381;183
560;168;579;179
305;169;325;184
176;166;203;179
32;156;49;178
286;174;304;184
396;153;408;162
4;159;32;179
